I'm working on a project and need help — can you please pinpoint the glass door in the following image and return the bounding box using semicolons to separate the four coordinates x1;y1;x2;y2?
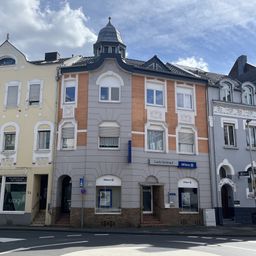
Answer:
143;186;153;213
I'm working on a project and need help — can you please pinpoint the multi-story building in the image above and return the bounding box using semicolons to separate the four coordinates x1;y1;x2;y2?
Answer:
187;55;256;225
0;38;68;225
53;19;212;227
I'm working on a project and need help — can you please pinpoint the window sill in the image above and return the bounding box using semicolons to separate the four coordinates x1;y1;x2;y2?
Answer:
0;211;25;214
223;146;239;150
146;103;165;108
60;148;75;151
146;149;166;153
99;100;121;104
246;147;256;151
35;149;51;153
63;102;76;105
2;150;16;155
98;147;120;151
177;107;194;111
95;211;121;215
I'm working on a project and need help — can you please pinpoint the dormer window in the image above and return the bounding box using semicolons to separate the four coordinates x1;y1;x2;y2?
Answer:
0;57;15;66
220;82;232;102
242;85;254;105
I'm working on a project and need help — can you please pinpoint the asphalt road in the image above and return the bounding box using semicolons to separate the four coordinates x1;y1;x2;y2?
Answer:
0;230;256;256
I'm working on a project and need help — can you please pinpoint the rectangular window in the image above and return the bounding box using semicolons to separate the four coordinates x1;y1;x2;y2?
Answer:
99;122;120;149
6;85;18;107
64;80;76;103
96;186;121;213
38;131;50;150
176;87;193;110
248;126;256;148
4;132;15;151
147;130;164;151
3;177;27;212
146;88;164;106
179;188;198;212
29;84;40;105
62;127;75;149
100;86;120;102
178;131;194;153
224;123;236;147
99;137;119;148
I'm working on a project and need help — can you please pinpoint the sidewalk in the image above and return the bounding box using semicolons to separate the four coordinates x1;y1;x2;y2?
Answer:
0;225;256;237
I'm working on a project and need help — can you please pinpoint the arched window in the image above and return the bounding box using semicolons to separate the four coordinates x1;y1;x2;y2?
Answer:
242;85;254;105
97;71;124;103
220;82;232;102
219;167;227;179
0;57;15;66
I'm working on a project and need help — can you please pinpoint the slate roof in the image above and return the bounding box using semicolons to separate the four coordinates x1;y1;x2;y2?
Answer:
96;19;124;45
30;58;69;65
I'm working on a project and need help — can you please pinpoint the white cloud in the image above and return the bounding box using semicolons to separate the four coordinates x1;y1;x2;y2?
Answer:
173;56;209;71
0;0;97;59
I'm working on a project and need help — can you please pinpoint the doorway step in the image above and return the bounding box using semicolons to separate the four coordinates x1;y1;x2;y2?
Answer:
222;218;235;226
54;213;70;227
141;214;164;227
31;210;46;226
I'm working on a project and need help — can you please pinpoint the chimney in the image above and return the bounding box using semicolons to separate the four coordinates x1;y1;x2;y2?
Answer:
45;52;60;61
237;55;247;76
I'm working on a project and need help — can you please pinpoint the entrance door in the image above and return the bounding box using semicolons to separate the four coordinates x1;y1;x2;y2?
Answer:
61;176;72;213
39;175;48;210
143;186;153;213
221;184;234;219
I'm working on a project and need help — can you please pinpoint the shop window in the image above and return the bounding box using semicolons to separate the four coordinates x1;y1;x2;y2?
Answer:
3;176;27;212
95;175;121;213
178;178;198;212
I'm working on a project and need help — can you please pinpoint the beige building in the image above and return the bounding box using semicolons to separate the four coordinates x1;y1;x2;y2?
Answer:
0;39;68;225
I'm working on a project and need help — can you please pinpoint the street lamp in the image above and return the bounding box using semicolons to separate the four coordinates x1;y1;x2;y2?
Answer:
246;119;256;198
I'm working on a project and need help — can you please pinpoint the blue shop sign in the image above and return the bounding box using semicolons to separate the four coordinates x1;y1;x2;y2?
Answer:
178;161;197;169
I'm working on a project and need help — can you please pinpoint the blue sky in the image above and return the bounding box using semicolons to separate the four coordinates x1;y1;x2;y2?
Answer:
1;0;256;74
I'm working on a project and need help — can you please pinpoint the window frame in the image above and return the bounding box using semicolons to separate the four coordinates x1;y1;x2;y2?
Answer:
223;123;237;147
242;84;254;105
5;82;20;108
98;122;120;150
37;130;51;151
146;81;165;108
178;178;199;213
58;121;77;151
177;127;195;154
62;78;77;106
220;81;232;102
3;132;16;151
0;56;16;66
27;80;43;106
176;86;194;111
99;85;120;103
145;123;167;153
